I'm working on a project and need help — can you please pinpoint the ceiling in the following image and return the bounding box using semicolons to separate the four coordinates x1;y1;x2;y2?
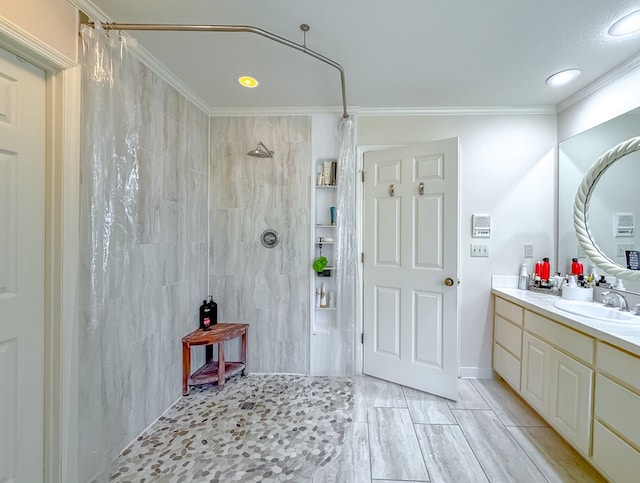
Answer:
82;0;640;114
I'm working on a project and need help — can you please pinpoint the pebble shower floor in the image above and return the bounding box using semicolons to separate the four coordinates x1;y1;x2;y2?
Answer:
104;375;354;482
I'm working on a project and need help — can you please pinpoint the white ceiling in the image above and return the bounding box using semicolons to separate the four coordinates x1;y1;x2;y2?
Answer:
83;0;640;114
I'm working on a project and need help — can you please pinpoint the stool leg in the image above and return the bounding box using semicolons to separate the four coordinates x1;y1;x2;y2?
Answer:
182;340;190;396
241;329;247;376
217;342;225;391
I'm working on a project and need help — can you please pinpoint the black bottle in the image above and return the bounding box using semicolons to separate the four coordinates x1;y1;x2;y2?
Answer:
199;300;211;330
208;296;218;327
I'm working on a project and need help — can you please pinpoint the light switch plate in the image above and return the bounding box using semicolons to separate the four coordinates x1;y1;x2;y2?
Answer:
471;244;489;257
616;243;635;257
524;243;533;258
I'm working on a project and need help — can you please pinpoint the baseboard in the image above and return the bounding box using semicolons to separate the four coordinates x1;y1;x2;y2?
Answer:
459;367;495;379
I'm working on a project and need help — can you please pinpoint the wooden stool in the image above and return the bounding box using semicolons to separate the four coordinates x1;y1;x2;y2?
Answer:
182;323;248;395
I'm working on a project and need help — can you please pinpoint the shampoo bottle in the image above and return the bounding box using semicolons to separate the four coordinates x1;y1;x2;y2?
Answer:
208;296;218;326
320;283;328;308
199;299;212;330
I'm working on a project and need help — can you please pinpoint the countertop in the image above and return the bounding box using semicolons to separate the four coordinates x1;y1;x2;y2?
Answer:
492;287;640;358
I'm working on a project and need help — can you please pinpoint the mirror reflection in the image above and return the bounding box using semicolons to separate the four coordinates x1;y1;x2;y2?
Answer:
559;107;640;293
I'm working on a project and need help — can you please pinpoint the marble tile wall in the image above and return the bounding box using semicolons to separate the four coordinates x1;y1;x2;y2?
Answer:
209;116;311;373
77;57;209;482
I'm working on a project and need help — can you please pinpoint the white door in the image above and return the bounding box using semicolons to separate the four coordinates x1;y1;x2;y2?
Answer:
0;47;46;482
363;138;459;400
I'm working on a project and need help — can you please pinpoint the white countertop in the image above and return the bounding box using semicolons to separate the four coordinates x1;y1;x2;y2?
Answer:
492;287;640;357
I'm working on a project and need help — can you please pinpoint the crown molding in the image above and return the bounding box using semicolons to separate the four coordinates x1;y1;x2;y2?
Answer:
210;105;555;118
356;106;556;116
0;15;76;70
209;106;354;117
68;0;110;23
556;51;640;113
71;0;211;114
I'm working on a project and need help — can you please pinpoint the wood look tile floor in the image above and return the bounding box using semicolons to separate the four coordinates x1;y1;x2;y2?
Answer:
313;376;606;483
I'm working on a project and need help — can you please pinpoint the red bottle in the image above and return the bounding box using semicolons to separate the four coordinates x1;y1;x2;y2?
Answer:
541;258;550;281
571;258;583;275
534;260;542;278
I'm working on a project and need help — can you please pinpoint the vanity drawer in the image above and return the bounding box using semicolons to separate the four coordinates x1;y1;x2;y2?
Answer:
524;310;594;365
495;297;524;326
494;315;522;358
493;342;521;391
597;341;640;393
595;373;640;449
593;420;640;483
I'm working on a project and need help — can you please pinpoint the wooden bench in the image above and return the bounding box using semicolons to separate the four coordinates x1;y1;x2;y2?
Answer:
182;323;249;395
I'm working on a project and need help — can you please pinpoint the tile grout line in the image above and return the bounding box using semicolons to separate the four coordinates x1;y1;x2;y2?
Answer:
449;407;496;483
402;385;433;483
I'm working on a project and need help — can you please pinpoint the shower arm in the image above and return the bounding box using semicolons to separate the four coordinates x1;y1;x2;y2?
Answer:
99;23;349;119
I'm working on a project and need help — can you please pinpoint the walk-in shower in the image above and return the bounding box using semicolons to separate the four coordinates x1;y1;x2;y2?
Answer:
247;141;274;158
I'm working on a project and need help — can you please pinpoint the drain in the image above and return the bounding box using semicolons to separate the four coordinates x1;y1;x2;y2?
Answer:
240;402;255;410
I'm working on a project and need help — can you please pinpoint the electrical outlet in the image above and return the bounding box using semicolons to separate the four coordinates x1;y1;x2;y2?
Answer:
616;243;635;257
577;243;585;259
524;243;533;258
471;244;489;257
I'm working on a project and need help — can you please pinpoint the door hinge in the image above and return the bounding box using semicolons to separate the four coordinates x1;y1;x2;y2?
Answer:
361;252;364;263
361;333;364;344
361;170;365;182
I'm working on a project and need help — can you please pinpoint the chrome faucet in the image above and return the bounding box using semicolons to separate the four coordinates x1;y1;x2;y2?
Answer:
601;291;629;311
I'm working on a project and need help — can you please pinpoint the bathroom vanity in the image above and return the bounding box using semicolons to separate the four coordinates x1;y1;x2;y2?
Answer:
492;288;640;482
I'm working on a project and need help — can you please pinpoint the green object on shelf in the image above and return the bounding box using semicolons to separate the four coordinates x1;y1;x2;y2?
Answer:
313;256;328;273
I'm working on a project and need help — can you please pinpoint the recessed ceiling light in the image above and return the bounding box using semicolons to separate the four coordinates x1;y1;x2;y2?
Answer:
546;69;582;87
237;75;259;88
609;10;640;36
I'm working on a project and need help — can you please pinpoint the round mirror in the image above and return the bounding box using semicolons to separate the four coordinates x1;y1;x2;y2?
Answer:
574;136;640;279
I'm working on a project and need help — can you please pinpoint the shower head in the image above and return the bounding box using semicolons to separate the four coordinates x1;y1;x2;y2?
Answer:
247;141;274;158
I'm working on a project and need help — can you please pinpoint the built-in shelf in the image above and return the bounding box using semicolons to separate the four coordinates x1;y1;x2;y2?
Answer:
312;159;338;349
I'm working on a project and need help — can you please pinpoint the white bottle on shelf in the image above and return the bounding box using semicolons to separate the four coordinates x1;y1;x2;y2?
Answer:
320;283;328;308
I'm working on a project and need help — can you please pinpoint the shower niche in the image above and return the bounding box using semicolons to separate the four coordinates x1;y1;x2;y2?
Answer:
312;159;338;333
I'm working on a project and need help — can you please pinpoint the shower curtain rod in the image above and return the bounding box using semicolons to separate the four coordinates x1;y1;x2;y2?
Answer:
98;23;349;118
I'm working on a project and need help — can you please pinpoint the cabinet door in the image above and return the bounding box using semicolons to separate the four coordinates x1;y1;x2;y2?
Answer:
549;349;593;456
521;332;552;415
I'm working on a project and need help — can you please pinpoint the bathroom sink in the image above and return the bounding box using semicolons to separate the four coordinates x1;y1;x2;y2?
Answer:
553;299;637;323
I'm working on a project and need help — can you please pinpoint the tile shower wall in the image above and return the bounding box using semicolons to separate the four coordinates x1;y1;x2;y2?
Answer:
77;60;209;481
209;116;311;373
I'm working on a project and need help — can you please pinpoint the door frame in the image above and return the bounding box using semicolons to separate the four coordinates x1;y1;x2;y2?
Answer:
0;19;80;483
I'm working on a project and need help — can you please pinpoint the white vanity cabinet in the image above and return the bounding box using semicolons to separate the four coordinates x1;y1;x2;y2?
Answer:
493;289;640;483
593;341;640;482
493;297;524;390
523;310;594;456
521;331;552;415
493;290;640;481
